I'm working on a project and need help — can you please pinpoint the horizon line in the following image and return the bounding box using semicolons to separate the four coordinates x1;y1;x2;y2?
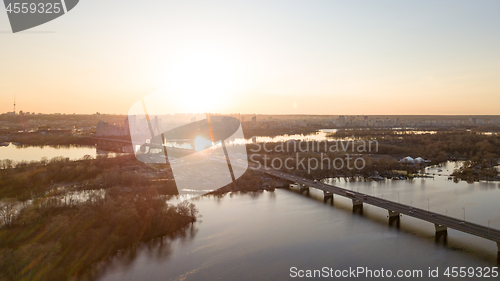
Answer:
3;112;500;117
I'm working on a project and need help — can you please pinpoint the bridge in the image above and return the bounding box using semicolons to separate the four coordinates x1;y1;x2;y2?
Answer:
252;165;500;253
94;137;192;147
94;137;195;157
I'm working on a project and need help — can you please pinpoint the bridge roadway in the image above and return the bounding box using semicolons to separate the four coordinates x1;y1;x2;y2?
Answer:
253;165;500;251
94;137;193;152
94;137;191;146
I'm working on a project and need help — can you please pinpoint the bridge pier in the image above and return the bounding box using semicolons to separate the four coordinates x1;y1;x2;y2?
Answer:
298;183;309;193
434;224;447;234
323;190;333;199
352;199;363;214
388;210;400;218
352;199;363;207
387;210;400;226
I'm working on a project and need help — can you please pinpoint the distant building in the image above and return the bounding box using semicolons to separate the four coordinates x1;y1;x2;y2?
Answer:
96;120;129;137
337;115;346;127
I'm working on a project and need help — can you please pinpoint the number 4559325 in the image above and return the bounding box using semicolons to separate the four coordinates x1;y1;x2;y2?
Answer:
444;267;498;278
6;3;62;14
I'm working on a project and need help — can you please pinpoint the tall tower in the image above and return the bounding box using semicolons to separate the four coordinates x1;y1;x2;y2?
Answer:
13;95;16;114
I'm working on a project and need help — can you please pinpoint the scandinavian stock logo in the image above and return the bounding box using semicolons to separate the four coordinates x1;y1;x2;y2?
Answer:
3;0;79;33
128;90;248;196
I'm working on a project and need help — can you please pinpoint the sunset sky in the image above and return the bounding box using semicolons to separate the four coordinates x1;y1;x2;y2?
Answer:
1;0;500;115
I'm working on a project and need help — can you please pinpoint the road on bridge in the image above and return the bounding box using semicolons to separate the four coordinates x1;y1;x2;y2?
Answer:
252;164;500;247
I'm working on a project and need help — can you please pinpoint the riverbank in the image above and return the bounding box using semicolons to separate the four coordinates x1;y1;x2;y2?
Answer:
0;189;198;281
0;154;200;280
1;133;96;147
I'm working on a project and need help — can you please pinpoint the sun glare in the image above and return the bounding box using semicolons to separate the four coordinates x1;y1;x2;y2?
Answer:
167;52;237;113
194;136;213;152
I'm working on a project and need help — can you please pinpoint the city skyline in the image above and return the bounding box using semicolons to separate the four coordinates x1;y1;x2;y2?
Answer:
1;0;500;115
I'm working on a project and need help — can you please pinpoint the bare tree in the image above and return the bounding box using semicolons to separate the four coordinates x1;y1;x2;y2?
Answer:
0;198;18;226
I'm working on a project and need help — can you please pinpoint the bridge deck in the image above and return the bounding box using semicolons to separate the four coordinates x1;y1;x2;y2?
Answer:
258;167;500;244
95;137;193;151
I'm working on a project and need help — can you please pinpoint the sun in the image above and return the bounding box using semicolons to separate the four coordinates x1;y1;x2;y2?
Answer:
166;52;237;113
194;136;213;152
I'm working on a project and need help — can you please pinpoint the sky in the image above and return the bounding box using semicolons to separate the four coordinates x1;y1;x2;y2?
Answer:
1;0;500;115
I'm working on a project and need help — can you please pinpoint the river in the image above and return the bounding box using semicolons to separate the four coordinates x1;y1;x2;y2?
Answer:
0;143;124;163
0;131;337;163
94;161;500;280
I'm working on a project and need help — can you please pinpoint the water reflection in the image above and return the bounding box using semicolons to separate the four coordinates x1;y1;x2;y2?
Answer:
0;143;97;162
87;223;199;280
